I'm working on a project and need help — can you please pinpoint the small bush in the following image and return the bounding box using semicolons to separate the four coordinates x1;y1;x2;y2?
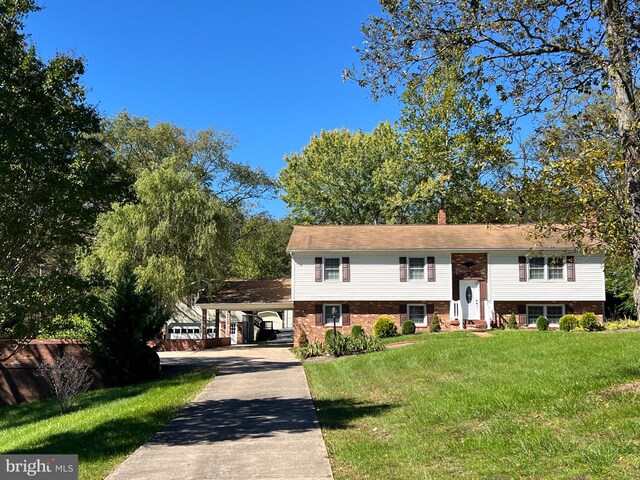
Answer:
402;320;416;335
298;330;309;348
579;312;604;331
324;329;337;344
559;314;578;332
536;316;549;331
604;319;640;330
507;313;519;330
430;313;441;333
373;316;398;338
325;330;348;357
37;355;93;413
351;324;364;337
294;340;324;360
346;333;385;354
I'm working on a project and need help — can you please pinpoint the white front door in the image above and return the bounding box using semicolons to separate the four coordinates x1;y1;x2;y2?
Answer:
230;322;238;345
460;280;480;320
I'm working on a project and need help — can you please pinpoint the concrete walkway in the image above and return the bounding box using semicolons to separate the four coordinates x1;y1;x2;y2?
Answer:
107;346;333;480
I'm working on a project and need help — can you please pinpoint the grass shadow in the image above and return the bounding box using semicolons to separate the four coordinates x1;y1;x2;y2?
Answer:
312;398;396;430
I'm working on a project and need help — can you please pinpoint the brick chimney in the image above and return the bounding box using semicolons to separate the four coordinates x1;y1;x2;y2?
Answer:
437;209;447;225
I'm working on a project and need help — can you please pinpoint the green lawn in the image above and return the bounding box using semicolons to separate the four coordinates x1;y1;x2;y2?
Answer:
0;368;215;480
304;330;640;479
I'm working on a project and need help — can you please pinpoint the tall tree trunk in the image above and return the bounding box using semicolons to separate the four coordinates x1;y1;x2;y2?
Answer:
601;0;640;319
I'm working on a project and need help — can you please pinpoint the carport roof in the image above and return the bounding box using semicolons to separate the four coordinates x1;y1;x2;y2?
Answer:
197;278;292;310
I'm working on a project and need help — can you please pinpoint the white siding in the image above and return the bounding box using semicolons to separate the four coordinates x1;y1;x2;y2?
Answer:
488;252;605;301
292;252;451;301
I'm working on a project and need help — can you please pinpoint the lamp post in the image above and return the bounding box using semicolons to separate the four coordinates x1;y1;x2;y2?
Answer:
331;306;338;337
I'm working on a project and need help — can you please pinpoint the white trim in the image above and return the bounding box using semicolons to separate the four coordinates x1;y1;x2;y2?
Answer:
526;304;565;327
323;257;342;282
408;257;426;281
323;304;342;326
528;255;567;282
407;304;427;325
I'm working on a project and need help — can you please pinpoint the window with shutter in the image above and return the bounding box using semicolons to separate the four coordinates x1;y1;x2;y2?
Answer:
427;257;436;282
342;304;350;325
342;257;350;282
567;256;576;281
518;256;527;282
315;257;322;282
399;257;407;282
399;303;407;323
315;304;323;326
323;304;342;326
408;304;426;325
324;258;340;281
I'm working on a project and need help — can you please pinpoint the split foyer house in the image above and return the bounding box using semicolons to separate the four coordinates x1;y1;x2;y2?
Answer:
287;222;605;346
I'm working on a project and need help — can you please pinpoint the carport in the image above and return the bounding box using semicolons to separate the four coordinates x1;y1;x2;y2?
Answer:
197;278;293;345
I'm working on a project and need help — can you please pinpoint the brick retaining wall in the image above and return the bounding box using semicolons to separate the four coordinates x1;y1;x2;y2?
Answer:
0;339;101;407
153;338;231;351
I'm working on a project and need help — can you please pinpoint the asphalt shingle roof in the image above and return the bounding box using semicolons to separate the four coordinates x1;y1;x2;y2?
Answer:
286;224;577;252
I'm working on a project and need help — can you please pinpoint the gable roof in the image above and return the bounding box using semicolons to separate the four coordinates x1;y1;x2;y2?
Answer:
197;278;291;306
286;224;577;252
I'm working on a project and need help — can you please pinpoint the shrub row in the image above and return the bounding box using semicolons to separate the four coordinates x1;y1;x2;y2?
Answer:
556;312;603;332
294;326;385;360
604;319;640;330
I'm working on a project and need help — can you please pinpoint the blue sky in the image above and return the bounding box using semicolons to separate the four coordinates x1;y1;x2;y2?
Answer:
25;1;403;218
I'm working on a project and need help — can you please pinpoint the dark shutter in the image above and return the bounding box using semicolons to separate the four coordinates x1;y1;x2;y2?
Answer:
315;304;323;326
518;256;527;282
342;304;350;326
566;255;575;282
315;257;323;282
342;257;350;282
399;303;407;323
426;304;435;324
399;257;407;282
517;304;526;325
427;256;436;282
566;304;574;314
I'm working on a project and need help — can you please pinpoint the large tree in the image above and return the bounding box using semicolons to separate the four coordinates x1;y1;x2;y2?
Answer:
0;1;125;351
349;0;640;318
83;166;233;307
519;94;634;316
102;112;276;211
232;215;293;279
85;113;279;304
400;54;515;223
280;122;433;224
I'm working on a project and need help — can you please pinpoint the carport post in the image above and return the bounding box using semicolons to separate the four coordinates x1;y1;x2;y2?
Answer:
201;308;208;341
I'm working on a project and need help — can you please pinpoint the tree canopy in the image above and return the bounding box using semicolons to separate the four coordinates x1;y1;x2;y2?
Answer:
350;0;640;317
0;1;125;346
232;215;293;279
102;112;277;211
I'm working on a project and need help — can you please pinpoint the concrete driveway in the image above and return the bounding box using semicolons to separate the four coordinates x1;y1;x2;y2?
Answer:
106;345;333;480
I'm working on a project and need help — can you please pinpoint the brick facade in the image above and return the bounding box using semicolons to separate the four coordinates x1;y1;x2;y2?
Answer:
493;300;604;327
451;252;488;313
294;300;451;346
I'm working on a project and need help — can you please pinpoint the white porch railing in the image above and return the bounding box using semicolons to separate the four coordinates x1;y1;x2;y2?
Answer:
450;300;463;329
483;299;495;330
